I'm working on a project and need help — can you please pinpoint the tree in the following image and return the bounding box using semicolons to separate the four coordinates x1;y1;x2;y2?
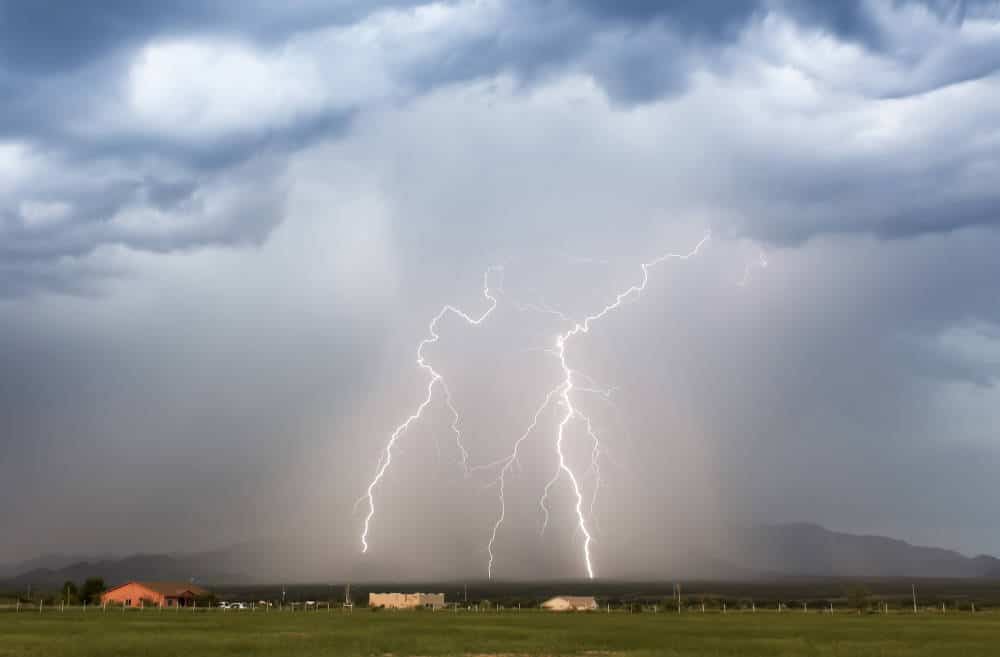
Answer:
845;584;871;613
62;581;79;604
79;577;105;604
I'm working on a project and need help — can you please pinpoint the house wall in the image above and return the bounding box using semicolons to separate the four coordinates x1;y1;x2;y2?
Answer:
101;583;164;607
542;597;597;611
369;592;445;609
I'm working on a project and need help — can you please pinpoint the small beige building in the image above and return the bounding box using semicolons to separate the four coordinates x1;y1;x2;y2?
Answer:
368;592;446;609
541;595;598;611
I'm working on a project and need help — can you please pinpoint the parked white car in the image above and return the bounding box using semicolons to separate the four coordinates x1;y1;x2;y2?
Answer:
230;602;248;610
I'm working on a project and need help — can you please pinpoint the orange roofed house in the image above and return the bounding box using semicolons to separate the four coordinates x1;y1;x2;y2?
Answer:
101;581;209;608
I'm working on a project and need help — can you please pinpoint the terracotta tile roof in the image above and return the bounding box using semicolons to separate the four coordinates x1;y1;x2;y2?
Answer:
106;581;209;597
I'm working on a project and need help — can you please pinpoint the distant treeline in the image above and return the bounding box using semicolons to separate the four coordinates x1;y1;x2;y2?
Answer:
1;577;106;605
196;578;1000;611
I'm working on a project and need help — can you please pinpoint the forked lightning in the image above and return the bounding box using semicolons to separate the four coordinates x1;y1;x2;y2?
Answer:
359;266;501;553
360;234;711;579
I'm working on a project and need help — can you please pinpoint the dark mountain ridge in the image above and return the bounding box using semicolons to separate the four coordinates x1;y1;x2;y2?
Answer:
3;523;998;591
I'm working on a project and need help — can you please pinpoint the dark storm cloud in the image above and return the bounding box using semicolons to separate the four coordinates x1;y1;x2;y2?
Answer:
1;0;1000;575
0;1;404;294
3;0;999;298
0;0;426;73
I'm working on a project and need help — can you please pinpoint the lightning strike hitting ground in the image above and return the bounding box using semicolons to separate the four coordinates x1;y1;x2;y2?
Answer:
359;234;711;577
578;411;603;521
536;233;711;579
496;234;711;579
359;267;501;554
486;384;563;579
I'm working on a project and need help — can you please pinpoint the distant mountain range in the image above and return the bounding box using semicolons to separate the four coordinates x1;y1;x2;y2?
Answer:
2;523;998;591
0;553;246;592
730;523;1000;579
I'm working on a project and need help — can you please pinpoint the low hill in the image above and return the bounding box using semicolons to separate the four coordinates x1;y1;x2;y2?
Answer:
732;523;1000;579
0;554;243;592
3;523;998;591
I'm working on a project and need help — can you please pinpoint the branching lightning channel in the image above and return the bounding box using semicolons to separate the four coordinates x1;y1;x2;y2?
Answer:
486;384;563;579
359;267;501;554
738;250;768;287
538;232;712;579
578;411;603;522
359;234;710;577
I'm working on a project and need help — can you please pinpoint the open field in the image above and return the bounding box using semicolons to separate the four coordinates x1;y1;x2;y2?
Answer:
3;608;1000;657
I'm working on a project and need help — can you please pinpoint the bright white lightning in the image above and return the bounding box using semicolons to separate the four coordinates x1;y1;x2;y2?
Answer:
539;464;560;536
540;233;711;579
738;250;769;287
486;384;562;579
359;233;710;575
541;411;604;535
578;411;603;522
359;267;501;554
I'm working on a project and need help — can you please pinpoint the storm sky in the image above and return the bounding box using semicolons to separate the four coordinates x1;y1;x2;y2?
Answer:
2;0;999;579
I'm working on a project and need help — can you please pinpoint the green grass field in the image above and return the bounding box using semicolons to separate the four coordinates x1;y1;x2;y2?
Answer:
2;609;999;657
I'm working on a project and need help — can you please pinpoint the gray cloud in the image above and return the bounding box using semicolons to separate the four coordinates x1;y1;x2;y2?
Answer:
3;0;999;298
1;1;999;577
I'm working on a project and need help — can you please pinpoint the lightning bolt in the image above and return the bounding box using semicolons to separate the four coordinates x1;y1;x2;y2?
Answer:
537;232;712;579
738;250;768;287
486;384;562;579
578;411;603;522
359;233;711;578
359;266;501;553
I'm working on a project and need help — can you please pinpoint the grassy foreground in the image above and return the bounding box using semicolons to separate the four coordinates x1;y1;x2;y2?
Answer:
1;608;998;656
